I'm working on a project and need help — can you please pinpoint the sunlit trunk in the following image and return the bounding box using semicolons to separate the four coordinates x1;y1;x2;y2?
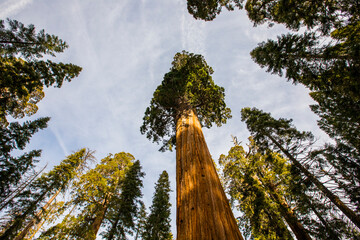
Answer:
15;189;61;240
91;197;109;240
176;109;243;240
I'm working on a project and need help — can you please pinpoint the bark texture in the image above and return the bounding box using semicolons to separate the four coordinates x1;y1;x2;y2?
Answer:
176;109;243;240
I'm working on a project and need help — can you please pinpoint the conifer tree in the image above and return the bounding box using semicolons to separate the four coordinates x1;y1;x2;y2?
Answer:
143;171;172;240
0;18;82;206
220;139;309;239
134;202;147;240
38;152;144;240
0;148;93;240
141;51;243;239
241;107;360;230
0;19;82;126
0;118;49;202
104;160;145;240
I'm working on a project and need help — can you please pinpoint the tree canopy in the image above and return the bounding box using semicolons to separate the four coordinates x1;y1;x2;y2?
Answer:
187;0;243;21
0;117;49;201
0;148;93;240
0;19;82;126
143;171;172;240
219;140;295;240
140;51;231;151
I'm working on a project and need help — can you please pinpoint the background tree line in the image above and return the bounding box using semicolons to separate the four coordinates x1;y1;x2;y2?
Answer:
0;19;172;240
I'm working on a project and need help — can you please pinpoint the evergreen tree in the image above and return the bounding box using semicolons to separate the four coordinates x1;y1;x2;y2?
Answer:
0;18;81;209
38;152;143;240
0;19;82;126
134;202;147;240
241;107;360;230
246;1;360;164
141;51;243;239
0;148;93;240
0;117;49;202
187;0;243;21
104;160;145;240
220;139;309;240
143;171;172;240
0;165;46;212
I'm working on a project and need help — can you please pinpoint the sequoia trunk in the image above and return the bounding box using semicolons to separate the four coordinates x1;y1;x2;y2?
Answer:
176;109;243;240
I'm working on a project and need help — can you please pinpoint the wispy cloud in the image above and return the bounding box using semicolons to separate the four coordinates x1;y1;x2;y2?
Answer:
0;0;33;18
49;126;69;157
178;0;206;55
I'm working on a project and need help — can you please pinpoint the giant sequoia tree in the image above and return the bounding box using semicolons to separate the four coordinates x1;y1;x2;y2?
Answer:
141;51;242;239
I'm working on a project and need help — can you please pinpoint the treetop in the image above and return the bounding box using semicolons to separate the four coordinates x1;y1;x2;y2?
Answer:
141;51;231;151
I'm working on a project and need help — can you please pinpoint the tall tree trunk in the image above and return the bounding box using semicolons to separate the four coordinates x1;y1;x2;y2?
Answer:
176;109;243;240
26;200;58;240
304;197;340;240
267;134;360;229
90;197;109;240
0;185;53;240
265;181;312;240
14;189;61;240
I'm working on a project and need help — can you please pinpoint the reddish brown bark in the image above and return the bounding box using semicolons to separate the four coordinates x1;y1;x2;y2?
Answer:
91;197;109;239
176;109;243;240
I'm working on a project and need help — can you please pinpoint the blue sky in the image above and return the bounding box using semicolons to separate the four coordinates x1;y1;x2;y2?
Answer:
1;0;328;238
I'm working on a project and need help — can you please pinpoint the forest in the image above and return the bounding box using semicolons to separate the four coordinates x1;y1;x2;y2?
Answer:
0;0;359;239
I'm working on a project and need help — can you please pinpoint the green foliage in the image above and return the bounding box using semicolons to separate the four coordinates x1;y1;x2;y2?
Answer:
219;138;357;239
310;91;360;150
248;2;360;169
0;19;82;126
134;202;147;240
0;117;49;201
143;171;172;240
219;140;295;240
250;32;360;101
245;0;359;34
241;107;360;237
39;152;144;240
241;107;314;155
0;149;93;240
187;0;243;21
141;51;231;151
103;160;145;239
311;142;360;211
